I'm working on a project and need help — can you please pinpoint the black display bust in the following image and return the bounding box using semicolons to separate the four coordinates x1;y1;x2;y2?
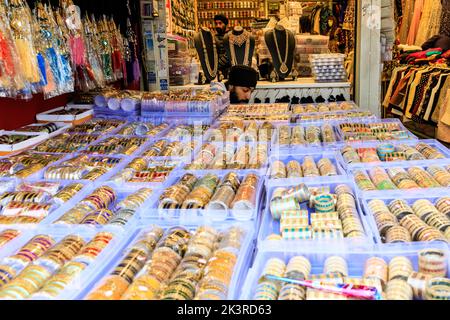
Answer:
223;26;255;67
264;24;295;80
194;28;218;82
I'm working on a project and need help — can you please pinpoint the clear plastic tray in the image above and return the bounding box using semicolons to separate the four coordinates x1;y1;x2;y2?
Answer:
0;227;131;300
258;179;376;250
75;222;256;300
241;242;449;300
45;186;159;231
360;192;450;244
266;151;349;188
336;119;419;144
0;180;94;228
144;171;265;224
349;162;450;198
271;123;343;153
337;139;450;170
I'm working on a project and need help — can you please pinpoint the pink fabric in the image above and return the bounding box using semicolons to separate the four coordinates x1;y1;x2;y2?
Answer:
407;0;424;45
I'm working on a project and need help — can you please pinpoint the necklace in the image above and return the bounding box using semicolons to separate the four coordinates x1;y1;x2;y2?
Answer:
272;29;290;74
229;30;250;47
199;28;218;79
229;35;251;66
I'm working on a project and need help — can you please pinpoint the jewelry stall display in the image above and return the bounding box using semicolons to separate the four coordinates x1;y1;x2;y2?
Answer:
141;89;228;115
220;104;290;122
109;158;181;185
185;143;268;171
83;137;147;156
269;155;341;180
338;121;417;142
292;102;358;114
248;248;449;300
353;166;450;192
310;54;348;83
157;173;261;221
0;152;64;178
0;231;117;300
265;183;366;241
275;124;339;148
43;154;124;181
208;121;275;143
34;134;99;154
141;140;199;159
85;225;247;300
364;197;450;243
116;122;169;137
0;181;87;225
52;186;153;226
163;125;210;141
66;119;125;135
340;141;450;167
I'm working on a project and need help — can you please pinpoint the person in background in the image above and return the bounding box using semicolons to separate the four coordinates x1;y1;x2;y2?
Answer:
214;14;230;79
225;65;258;104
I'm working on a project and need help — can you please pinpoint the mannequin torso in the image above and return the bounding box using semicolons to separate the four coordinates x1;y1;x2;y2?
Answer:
194;28;218;81
223;26;255;67
264;24;295;79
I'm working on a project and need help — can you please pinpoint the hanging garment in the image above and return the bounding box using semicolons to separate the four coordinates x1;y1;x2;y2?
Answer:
432;75;450;123
415;0;442;47
406;0;424;45
399;0;415;44
383;66;408;109
437;89;450;143
440;0;450;37
425;73;450;122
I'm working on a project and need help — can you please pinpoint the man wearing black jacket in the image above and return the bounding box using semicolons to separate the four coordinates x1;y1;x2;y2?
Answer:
214;14;230;79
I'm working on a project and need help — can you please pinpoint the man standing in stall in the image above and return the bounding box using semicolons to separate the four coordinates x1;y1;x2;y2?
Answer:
214;14;231;79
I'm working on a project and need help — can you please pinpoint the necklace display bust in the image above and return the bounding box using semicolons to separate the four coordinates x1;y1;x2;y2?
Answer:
194;27;218;81
223;26;255;67
264;24;295;80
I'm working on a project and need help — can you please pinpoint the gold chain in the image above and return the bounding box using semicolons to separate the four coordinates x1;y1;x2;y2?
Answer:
229;37;251;66
272;28;290;74
199;28;218;79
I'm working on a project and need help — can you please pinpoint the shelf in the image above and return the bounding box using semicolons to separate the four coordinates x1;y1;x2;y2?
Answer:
198;8;259;11
171;79;351;90
199;17;257;20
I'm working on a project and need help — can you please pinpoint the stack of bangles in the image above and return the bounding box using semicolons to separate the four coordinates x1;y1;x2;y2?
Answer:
86;226;245;300
164;125;210;140
341;142;446;164
185;143;268;170
53;187;153;226
254;249;448;300
17;123;59;134
158;173;259;215
0;181;86;224
44;155;123;181
143;140;198;157
117;122;169;136
66;119;124;134
268;184;365;241
354;166;450;192
0;232;114;300
339;122;411;142
84;137;147;156
0;230;21;248
0;153;63;178
111;158;180;184
368;197;450;243
35;134;99;153
208;121;275;143
278;124;337;146
270;156;338;179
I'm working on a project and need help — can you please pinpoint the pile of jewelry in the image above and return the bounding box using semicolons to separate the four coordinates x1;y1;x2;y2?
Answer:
35;134;100;153
0;152;64;178
208;121;275;143
142;140;199;158
117;122;169;137
84;137;147;156
66;119;125;135
277;124;338;147
110;158;181;184
339;122;412;142
269;157;338;179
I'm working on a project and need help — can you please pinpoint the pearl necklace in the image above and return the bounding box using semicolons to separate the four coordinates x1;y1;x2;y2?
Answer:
199;28;218;79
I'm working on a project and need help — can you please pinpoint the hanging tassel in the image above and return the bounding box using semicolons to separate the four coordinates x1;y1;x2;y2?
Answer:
69;35;86;66
16;38;40;83
37;52;47;86
46;47;62;85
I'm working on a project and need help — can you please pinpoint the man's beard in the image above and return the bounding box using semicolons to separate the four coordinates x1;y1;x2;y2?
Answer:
230;90;249;104
216;27;226;36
